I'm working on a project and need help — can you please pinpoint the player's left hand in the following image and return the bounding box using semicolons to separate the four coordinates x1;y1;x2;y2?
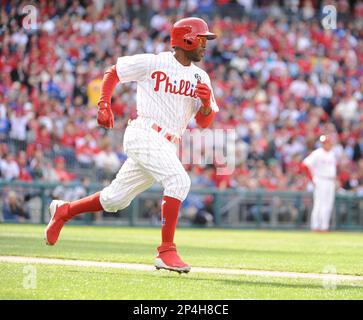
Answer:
195;81;211;108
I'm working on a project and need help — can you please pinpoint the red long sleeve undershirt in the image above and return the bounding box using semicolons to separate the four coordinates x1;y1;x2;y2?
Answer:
98;65;119;105
301;163;313;181
195;109;216;129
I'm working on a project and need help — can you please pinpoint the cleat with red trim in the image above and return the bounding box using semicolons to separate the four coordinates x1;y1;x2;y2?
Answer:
154;243;191;273
44;200;70;246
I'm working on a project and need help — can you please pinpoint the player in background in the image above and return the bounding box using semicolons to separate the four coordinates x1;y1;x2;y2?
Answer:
301;135;337;232
45;17;219;273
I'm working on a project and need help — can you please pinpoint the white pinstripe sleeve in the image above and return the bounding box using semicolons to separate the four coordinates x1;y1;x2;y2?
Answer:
205;74;219;112
115;54;153;83
303;150;317;169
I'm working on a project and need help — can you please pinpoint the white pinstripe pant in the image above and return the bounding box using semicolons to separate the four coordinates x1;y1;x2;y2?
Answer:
311;177;335;231
100;118;191;213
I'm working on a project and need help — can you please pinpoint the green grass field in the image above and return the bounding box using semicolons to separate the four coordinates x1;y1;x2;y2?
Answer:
0;224;362;299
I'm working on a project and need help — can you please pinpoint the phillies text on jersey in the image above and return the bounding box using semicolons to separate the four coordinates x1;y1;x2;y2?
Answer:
115;51;219;137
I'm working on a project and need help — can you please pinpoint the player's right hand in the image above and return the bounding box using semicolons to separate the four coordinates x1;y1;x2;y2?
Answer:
97;101;114;129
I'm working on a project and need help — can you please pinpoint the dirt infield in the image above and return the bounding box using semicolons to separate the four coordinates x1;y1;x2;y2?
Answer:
1;255;363;282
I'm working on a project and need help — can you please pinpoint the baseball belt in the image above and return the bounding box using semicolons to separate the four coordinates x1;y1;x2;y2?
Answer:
128;119;180;144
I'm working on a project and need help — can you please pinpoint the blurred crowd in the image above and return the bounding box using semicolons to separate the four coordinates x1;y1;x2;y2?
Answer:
0;0;362;221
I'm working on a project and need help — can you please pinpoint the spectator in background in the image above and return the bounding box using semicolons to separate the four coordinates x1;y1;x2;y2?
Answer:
281;136;305;165
75;134;100;169
53;156;76;182
26;118;40;146
334;92;359;124
43;160;62;182
36;125;52;152
51;176;95;219
29;149;46;180
9;108;32;153
0;106;11;142
17;150;32;182
0;154;20;181
2;190;30;222
0;143;9;160
95;141;121;181
58;122;77;167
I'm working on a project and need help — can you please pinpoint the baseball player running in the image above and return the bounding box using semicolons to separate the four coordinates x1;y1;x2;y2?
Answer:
45;17;219;273
301;135;337;232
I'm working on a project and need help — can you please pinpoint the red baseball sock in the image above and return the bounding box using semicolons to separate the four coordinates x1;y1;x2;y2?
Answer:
68;192;103;218
161;195;181;245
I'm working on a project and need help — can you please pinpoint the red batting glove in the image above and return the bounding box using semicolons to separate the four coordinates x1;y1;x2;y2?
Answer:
97;101;114;129
195;81;211;108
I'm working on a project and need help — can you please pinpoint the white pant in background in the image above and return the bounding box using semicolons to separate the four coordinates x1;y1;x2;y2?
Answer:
311;177;335;231
100;117;191;213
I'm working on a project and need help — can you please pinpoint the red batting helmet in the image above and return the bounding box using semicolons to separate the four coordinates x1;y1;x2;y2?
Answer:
170;17;217;51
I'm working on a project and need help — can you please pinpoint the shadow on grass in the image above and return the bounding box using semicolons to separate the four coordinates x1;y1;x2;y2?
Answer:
59;266;363;293
2;235;329;258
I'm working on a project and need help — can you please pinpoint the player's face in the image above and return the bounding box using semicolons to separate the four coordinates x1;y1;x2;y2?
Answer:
186;36;207;62
323;142;333;151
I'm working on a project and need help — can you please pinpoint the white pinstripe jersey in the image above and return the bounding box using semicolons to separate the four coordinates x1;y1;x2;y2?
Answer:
303;148;337;179
115;51;219;137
